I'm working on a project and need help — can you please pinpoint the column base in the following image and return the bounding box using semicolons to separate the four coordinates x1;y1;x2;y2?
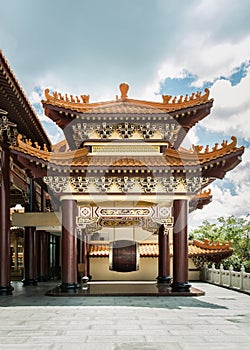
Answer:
0;284;14;295
60;282;79;292
156;276;172;284
171;282;191;293
22;279;38;286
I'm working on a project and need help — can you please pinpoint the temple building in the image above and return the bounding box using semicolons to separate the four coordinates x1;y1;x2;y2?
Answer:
0;51;244;295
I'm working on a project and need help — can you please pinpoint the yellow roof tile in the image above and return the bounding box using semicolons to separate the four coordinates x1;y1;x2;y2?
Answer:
89;241;233;258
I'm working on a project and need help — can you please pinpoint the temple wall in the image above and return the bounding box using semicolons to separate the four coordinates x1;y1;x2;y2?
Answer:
89;257;200;281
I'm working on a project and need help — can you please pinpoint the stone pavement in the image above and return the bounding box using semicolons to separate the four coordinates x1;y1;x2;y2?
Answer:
0;281;249;349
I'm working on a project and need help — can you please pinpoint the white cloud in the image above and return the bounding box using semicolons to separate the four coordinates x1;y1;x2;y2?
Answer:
189;146;250;229
156;33;250;90
200;68;250;140
29;90;41;105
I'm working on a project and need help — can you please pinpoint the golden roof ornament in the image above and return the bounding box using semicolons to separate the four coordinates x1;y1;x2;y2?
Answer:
119;82;129;99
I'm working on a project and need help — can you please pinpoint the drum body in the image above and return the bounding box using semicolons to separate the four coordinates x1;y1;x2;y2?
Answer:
109;240;139;272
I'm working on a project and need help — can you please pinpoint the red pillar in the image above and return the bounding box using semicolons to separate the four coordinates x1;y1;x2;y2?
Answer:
60;199;78;291
23;227;38;285
0;147;13;295
83;229;91;280
172;199;191;292
157;224;171;284
37;230;50;281
22;177;38;286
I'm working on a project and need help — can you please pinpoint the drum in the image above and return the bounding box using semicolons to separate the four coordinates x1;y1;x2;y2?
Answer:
109;240;139;272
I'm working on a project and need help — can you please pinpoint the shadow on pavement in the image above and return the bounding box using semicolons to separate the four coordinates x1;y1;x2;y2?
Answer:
0;281;228;310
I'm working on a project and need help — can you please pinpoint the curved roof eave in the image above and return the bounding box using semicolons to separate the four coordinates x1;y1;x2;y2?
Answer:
0;50;51;149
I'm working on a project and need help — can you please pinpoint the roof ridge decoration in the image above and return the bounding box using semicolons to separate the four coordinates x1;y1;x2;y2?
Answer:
190;137;237;154
165;136;242;161
198;189;212;198
44;88;90;104
42;83;212;113
193;238;233;250
12;134;88;161
161;88;210;107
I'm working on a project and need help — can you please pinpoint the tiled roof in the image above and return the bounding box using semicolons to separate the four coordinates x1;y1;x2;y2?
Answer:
10;134;244;171
0;51;51;148
82;102;166;114
42;84;213;114
189;189;212;212
89;240;233;258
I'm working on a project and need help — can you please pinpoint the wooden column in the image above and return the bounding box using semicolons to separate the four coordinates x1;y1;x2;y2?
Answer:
83;229;91;279
55;235;60;279
77;228;90;282
23;227;37;285
157;224;171;284
0;147;14;295
37;189;49;281
40;188;47;212
22;177;38;286
77;230;82;283
60;199;78;291
37;230;50;281
172;199;191;292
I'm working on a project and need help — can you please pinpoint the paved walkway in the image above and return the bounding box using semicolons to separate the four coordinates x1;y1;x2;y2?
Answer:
0;281;249;349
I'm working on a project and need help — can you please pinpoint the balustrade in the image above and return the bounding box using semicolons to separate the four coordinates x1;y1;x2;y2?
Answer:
203;264;250;293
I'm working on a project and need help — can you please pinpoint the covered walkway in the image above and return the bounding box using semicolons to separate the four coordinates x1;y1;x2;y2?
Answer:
0;282;249;349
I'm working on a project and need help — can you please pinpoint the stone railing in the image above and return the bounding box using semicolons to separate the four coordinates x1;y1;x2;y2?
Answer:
203;263;250;294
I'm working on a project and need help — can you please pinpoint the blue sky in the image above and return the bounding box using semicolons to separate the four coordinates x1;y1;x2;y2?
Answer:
0;0;249;228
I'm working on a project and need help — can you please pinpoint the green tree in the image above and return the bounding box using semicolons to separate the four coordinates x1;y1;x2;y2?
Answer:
189;215;250;272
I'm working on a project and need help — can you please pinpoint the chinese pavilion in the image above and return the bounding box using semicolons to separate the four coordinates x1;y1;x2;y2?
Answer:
0;50;244;295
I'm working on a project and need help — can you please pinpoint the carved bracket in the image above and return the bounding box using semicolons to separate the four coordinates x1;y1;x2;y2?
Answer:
0;112;18;146
116;177;135;192
94;177;113;192
139;176;158;193
43;176;69;193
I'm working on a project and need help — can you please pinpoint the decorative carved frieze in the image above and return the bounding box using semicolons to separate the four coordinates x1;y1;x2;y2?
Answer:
76;204;173;231
142;219;159;233
158;123;180;143
139;122;156;139
76;206;99;228
85;221;102;234
94;177;113;192
97;207;152;217
70;176;90;192
96;122;114;139
160;177;180;193
99;218;141;227
0;112;18;146
72;122;89;146
139;176;158;193
151;205;173;227
76;216;98;228
182;177;210;192
43;176;69;193
43;175;210;194
117;122;135;139
116;177;135;192
70;120;181;143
